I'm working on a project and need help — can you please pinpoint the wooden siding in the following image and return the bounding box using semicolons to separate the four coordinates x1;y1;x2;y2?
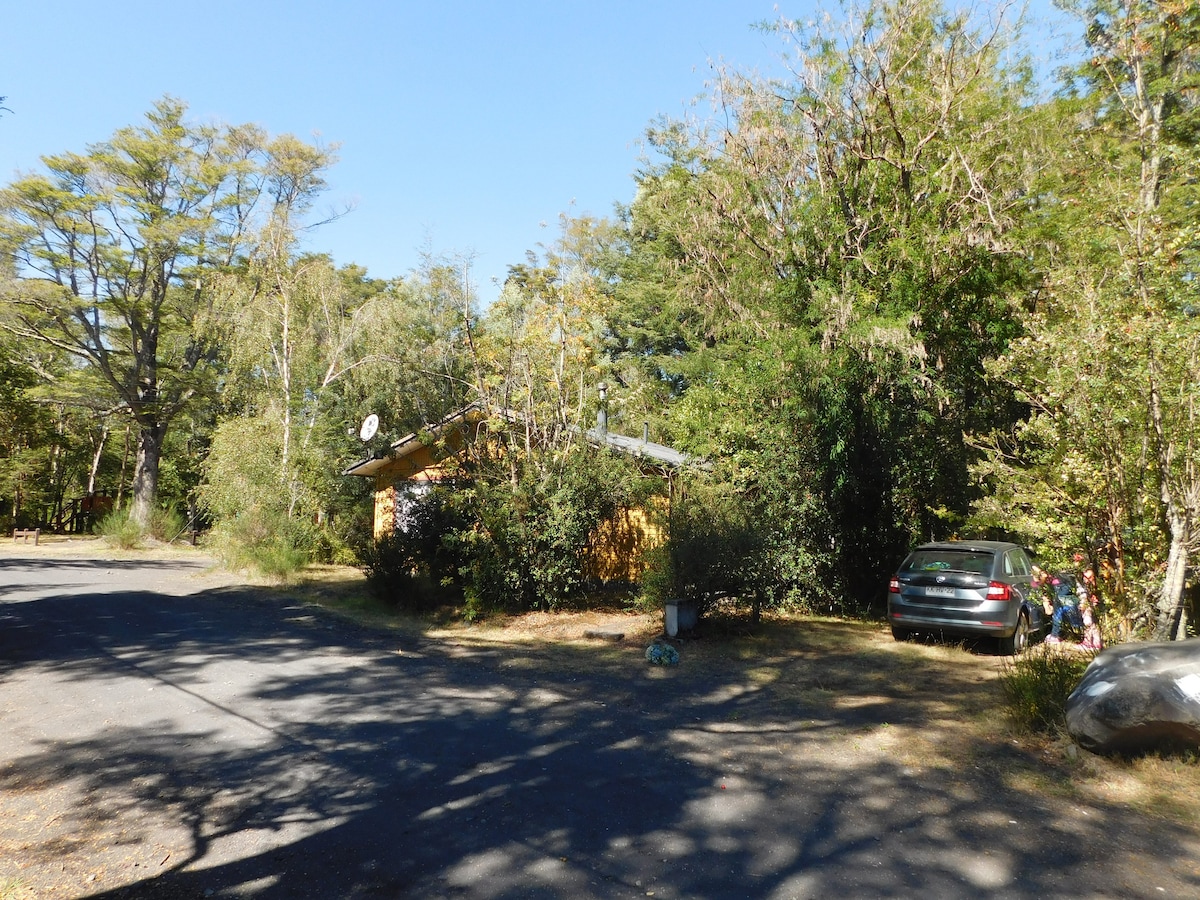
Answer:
373;483;396;538
581;505;665;584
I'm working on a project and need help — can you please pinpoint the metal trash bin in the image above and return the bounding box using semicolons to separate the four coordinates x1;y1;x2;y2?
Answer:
664;599;698;637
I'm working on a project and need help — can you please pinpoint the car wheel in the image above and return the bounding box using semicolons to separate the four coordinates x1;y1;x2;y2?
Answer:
1000;612;1030;655
891;625;912;642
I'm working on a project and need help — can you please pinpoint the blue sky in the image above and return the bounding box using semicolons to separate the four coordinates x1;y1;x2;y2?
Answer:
1;1;1077;303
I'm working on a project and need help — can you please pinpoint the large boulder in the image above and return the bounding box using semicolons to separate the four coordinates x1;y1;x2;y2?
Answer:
1066;640;1200;755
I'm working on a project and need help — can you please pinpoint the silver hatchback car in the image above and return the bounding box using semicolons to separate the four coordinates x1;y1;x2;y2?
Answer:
888;540;1046;654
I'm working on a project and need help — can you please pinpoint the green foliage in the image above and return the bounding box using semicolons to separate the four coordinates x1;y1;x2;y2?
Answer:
94;509;144;550
0;329;133;532
467;215;619;463
94;506;185;549
200;417;286;523
199;416;328;579
0;97;336;527
346;217;659;618
204;247;432;571
344;250;477;440
359;489;467;612
451;449;652;614
207;507;312;583
973;0;1200;637
1000;649;1094;734
368;448;654;617
752;436;844;615
0;349;51;529
639;483;766;618
147;507;185;542
604;0;1037;612
634;544;676;614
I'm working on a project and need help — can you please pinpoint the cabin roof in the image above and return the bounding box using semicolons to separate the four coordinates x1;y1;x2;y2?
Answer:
343;403;706;478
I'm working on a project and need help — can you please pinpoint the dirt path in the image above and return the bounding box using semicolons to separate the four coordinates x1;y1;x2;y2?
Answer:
2;543;1198;898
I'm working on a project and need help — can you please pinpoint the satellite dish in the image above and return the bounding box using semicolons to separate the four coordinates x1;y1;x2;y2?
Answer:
359;413;379;442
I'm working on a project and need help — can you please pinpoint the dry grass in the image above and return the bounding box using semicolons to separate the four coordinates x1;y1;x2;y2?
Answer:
0;880;36;900
0;533;205;561
1069;742;1200;822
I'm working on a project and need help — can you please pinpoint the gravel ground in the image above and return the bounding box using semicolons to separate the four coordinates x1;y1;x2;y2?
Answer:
1;542;1198;899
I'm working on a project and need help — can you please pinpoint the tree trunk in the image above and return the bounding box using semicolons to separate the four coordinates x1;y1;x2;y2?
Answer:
129;423;165;529
87;424;109;495
116;423;131;510
1147;345;1194;641
1153;511;1191;641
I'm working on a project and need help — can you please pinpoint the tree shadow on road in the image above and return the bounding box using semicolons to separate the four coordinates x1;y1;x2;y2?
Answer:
1;587;1197;899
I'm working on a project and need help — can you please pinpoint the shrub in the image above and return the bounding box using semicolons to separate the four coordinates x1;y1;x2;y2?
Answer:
94;506;186;548
360;448;654;617
243;539;309;582
146;506;185;542
639;484;767;619
360;489;466;612
207;506;311;583
634;543;676;613
95;509;144;549
450;450;652;615
1000;647;1094;733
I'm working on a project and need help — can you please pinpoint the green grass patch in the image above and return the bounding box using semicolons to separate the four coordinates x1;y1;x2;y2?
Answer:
206;509;312;584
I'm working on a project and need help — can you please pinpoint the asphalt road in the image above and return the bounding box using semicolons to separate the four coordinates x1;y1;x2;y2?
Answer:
1;553;1198;899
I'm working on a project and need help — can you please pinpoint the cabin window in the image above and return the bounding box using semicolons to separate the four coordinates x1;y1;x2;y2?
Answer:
394;481;433;533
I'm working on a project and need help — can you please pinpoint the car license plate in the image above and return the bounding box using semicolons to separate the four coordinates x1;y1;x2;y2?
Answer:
926;586;956;597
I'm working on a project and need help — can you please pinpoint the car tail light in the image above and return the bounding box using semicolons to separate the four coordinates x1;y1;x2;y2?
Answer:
889;577;900;593
987;580;1012;601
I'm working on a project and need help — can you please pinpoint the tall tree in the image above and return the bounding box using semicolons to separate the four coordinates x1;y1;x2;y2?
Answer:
0;338;51;527
204;234;383;527
0;97;335;527
478;214;618;466
608;0;1038;606
1086;0;1200;640
346;247;480;439
981;0;1200;637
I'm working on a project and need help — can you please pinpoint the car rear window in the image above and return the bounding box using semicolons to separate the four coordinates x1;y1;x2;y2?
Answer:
902;550;994;575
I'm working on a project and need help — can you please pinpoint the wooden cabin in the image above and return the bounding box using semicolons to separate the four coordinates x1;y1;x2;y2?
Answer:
343;402;704;585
